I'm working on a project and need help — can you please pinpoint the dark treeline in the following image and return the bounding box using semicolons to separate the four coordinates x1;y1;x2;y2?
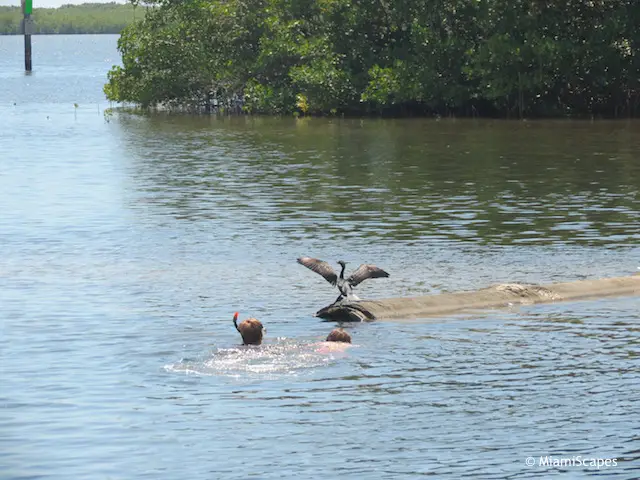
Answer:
105;0;640;118
0;3;143;35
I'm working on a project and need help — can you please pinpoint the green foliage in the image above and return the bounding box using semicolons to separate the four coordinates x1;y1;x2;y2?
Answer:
288;55;353;113
0;3;143;35
361;64;401;107
243;80;296;114
105;0;640;117
106;0;266;109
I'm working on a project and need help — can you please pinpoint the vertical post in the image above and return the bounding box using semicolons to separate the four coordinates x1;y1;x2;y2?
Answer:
22;0;33;72
24;22;32;72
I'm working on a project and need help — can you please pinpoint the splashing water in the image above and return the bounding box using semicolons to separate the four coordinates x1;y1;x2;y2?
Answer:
166;338;353;379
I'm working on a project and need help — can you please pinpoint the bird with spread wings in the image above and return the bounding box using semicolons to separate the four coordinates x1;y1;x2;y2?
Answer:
297;256;390;304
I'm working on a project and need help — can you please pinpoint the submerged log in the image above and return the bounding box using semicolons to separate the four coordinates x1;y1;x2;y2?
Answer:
315;274;640;322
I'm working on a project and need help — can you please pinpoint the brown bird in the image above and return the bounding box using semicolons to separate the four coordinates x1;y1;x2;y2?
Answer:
326;328;351;343
297;257;390;303
233;312;265;345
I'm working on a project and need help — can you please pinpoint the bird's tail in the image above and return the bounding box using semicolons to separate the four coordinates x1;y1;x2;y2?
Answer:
233;312;240;332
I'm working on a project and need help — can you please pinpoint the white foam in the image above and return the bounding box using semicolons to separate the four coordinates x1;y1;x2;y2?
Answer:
165;339;350;378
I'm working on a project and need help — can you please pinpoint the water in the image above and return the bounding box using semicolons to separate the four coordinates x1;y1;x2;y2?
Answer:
1;35;639;479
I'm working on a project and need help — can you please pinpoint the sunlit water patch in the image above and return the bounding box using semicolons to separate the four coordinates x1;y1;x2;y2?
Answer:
166;339;353;378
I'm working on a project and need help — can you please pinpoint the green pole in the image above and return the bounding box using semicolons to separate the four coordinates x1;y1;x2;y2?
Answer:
22;0;33;71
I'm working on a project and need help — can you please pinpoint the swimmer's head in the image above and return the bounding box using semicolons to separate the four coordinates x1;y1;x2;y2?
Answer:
326;328;351;343
233;312;265;345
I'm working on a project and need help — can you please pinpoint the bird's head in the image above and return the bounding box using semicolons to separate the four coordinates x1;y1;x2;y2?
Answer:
337;260;347;267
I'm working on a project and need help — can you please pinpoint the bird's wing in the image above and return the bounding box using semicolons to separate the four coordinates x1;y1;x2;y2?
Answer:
347;264;390;287
297;257;338;286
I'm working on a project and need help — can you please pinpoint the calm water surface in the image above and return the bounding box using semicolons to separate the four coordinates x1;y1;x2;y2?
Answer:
1;35;639;479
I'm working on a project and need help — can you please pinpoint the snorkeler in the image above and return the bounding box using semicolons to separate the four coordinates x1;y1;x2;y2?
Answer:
326;328;351;343
315;328;352;354
233;312;265;345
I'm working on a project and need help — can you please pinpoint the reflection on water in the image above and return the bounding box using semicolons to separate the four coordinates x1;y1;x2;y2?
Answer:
1;34;639;480
115;115;640;247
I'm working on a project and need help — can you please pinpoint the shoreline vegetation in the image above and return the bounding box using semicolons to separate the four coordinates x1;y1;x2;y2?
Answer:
0;3;142;35
104;0;639;118
4;1;637;118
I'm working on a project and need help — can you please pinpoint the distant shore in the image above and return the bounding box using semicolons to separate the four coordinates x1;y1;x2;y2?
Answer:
0;3;143;35
0;32;123;35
